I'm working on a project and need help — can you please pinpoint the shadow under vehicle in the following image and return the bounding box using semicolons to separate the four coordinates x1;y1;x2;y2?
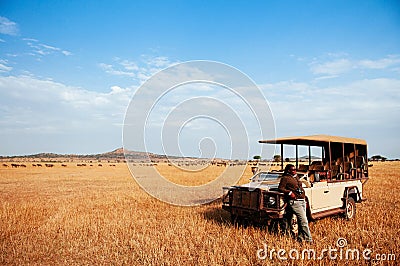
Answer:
222;135;369;228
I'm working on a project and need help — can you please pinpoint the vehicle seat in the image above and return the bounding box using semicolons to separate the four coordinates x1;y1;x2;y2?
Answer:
313;165;324;171
331;164;342;180
352;156;366;178
297;164;309;172
337;162;353;180
309;161;322;170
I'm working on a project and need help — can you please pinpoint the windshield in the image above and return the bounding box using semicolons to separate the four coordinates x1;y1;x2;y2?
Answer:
253;172;280;182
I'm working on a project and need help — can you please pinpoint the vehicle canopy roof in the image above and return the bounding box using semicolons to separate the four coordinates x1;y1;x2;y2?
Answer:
259;134;367;146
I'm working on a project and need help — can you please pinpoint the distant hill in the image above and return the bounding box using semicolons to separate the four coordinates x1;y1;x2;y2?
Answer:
3;148;318;162
0;148;184;161
0;148;144;160
100;148;149;159
299;155;321;160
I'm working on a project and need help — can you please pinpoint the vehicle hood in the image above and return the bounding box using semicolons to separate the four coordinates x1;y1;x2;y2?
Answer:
237;180;280;191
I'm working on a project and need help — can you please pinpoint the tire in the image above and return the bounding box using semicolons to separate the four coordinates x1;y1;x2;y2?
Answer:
231;214;244;225
231;214;239;224
344;197;356;220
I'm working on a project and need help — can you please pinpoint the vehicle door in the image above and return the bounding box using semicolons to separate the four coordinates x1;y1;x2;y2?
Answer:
326;181;351;209
310;181;330;211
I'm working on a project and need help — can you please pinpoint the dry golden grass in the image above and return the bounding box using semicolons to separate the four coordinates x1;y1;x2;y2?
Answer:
155;163;227;186
0;161;399;265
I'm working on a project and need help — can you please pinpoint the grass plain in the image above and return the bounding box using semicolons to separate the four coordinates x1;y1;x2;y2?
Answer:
0;161;399;265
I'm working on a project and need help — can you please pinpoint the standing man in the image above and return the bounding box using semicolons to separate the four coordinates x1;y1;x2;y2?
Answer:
278;164;313;243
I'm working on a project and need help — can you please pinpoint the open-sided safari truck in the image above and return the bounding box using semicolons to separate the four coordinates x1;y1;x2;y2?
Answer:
222;135;369;226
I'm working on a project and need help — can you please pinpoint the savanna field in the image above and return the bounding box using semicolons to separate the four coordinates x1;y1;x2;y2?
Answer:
0;161;399;265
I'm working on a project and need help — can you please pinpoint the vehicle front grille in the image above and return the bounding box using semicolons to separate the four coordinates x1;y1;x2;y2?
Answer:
231;189;259;210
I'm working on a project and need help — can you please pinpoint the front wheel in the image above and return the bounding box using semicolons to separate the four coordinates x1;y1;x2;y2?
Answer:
231;214;246;225
231;214;240;224
344;197;356;219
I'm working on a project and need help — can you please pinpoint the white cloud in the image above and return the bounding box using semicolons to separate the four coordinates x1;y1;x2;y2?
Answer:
24;39;72;57
0;60;12;72
310;55;400;76
261;80;315;101
262;78;400;158
0;16;19;36
314;75;338;80
119;59;139;71
358;56;400;69
110;85;130;94
310;58;353;75
144;56;172;68
98;62;135;77
266;78;400;121
61;50;72;56
1;55;398;158
22;38;39;42
0;75;136;154
99;56;179;83
122;62;274;159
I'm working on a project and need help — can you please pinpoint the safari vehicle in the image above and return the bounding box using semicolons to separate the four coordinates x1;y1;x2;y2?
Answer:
222;135;369;227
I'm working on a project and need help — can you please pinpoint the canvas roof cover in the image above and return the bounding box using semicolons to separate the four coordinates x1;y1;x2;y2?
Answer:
259;134;367;146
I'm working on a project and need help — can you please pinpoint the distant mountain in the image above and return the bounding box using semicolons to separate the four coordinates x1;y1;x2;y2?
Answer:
100;148;148;159
0;148;183;161
299;155;321;160
0;148;133;159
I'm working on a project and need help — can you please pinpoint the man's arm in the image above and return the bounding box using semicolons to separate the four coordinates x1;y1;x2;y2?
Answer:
279;176;296;199
278;176;290;194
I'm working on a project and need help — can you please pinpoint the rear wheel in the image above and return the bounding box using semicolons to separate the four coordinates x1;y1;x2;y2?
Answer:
344;197;356;219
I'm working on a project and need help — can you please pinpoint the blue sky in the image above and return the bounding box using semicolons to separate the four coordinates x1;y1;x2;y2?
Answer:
0;1;399;159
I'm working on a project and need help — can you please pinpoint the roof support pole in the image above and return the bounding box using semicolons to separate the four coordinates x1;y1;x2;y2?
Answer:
354;144;357;167
365;145;368;174
295;144;298;169
281;143;284;170
329;141;332;177
354;143;357;178
342;142;345;174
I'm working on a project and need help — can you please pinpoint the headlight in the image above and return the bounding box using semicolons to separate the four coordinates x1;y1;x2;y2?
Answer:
268;196;276;207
